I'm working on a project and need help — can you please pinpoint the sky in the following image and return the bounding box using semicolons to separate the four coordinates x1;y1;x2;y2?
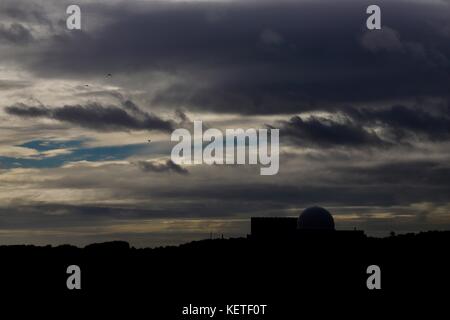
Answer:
0;0;450;247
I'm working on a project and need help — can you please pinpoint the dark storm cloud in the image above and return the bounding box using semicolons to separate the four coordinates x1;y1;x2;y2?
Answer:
2;0;450;246
347;105;450;141
0;23;33;44
5;103;51;117
27;0;450;114
271;104;450;148
337;160;450;187
273;115;388;148
5;101;175;132
136;159;189;175
131;181;448;208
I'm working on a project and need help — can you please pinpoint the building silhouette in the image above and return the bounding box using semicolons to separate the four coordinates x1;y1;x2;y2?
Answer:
250;206;365;240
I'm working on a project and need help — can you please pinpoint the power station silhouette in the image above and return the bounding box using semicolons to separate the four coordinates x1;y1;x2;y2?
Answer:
1;204;449;310
250;206;365;240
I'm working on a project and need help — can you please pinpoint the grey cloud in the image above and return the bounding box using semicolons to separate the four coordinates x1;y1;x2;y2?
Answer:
0;23;33;44
1;1;53;25
1;0;450;247
337;160;450;187
273;115;388;148
5;103;51;117
272;104;450;149
130;181;441;209
348;105;450;141
2;150;450;246
360;27;404;53
5;101;175;132
260;29;284;46
136;159;189;175
0;80;31;90
23;0;450;115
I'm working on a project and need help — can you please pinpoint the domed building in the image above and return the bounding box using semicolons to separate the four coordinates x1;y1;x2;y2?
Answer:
297;206;335;231
250;206;364;240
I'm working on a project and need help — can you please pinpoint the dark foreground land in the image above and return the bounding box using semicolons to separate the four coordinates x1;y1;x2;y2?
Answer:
1;231;449;317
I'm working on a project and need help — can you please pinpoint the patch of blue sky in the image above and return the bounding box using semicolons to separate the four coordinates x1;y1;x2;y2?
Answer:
19;139;86;152
0;139;161;169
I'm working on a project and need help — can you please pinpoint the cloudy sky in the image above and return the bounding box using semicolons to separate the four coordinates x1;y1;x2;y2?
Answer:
0;0;450;247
